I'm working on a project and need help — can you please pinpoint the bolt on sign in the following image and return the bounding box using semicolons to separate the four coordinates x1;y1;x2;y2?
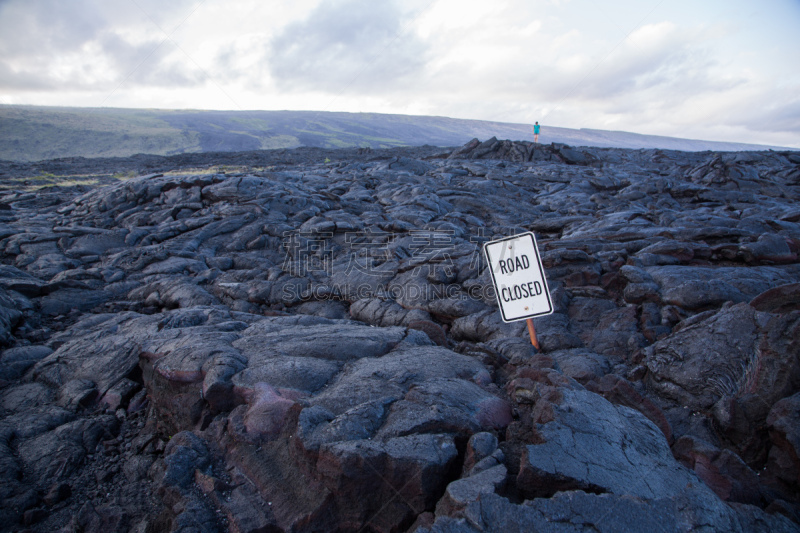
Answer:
484;232;553;323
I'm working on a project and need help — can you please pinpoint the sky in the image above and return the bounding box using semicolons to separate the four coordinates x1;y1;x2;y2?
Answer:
0;0;798;148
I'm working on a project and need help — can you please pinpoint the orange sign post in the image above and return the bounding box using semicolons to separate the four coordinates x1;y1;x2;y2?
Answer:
526;318;540;349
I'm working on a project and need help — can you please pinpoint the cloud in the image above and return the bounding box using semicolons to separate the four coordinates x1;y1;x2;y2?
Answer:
758;98;800;133
420;14;752;132
0;0;202;91
0;0;106;58
99;33;206;88
268;0;429;93
0;61;55;91
501;22;728;104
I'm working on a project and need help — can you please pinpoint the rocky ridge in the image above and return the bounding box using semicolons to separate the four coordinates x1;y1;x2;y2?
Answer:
0;139;799;532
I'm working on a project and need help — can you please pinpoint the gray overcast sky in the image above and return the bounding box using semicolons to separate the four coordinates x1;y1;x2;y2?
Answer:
1;0;799;148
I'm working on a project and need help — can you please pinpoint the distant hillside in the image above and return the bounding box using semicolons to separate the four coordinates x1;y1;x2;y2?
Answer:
0;105;792;162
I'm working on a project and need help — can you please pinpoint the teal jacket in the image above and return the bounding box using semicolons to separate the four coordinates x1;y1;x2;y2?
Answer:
534;124;540;134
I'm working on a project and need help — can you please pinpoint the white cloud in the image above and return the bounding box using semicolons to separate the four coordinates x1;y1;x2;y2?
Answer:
267;0;429;93
627;21;675;49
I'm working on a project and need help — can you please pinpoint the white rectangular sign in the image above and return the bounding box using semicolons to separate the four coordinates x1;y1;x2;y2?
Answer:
484;232;553;323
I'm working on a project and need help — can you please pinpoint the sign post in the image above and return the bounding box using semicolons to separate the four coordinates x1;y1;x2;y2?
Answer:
526;318;540;350
483;232;553;349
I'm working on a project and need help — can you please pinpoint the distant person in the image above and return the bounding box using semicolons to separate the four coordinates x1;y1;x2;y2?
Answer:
533;121;540;143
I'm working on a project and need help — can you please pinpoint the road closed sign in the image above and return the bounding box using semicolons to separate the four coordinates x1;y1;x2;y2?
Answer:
484;232;553;323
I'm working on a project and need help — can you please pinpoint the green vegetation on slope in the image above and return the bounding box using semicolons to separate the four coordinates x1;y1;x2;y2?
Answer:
0;106;205;161
1;105;792;162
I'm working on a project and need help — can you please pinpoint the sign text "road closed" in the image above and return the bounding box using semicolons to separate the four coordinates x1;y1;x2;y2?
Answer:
484;232;553;322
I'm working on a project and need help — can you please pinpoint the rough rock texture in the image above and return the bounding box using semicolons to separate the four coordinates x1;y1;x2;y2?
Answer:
0;141;799;531
515;387;693;499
